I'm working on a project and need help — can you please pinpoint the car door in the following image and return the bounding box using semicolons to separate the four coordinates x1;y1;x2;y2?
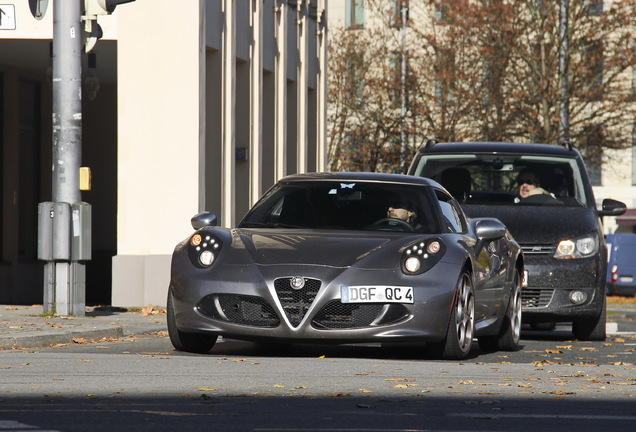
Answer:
435;190;504;326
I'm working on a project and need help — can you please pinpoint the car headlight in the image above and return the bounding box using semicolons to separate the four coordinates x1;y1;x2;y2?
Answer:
188;232;222;268
401;238;446;275
554;234;598;259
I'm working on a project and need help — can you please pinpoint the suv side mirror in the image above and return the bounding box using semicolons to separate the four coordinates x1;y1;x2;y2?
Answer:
598;199;627;217
191;212;218;230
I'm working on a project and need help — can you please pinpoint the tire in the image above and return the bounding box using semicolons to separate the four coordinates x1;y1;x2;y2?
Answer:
167;292;218;353
572;293;606;341
429;272;475;360
478;269;522;352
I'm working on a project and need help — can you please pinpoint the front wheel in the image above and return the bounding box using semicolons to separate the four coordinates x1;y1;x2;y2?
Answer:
167;292;218;353
428;272;475;360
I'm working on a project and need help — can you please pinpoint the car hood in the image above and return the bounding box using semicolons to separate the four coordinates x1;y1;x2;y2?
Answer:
463;204;598;245
232;229;415;268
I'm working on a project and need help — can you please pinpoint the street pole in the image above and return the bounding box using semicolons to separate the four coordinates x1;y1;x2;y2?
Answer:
400;0;407;172
558;0;569;142
48;0;85;316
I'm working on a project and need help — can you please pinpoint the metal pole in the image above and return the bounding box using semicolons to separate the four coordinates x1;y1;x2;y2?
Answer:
50;0;84;316
400;0;407;171
558;0;569;142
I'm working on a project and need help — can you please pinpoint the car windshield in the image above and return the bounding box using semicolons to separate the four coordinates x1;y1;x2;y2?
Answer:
239;181;442;233
412;154;588;207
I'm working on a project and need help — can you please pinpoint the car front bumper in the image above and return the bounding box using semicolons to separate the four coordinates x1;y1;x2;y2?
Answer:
169;261;461;344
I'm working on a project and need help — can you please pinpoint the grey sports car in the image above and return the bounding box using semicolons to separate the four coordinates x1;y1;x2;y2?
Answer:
167;172;524;359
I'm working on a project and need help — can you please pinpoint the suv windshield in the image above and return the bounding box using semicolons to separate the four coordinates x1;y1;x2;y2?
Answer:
412;154;587;207
240;181;442;233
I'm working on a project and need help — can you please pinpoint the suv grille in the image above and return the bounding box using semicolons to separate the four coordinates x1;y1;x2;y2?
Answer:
521;288;554;308
197;294;280;327
274;277;321;327
521;244;554;256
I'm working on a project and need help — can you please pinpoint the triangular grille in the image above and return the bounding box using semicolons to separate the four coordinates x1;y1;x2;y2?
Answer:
274;277;321;327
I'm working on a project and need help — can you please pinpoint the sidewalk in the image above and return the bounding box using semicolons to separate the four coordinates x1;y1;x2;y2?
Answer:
1;301;634;351
0;305;167;350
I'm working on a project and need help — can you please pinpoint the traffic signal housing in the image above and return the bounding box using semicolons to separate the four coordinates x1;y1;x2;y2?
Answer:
84;0;135;18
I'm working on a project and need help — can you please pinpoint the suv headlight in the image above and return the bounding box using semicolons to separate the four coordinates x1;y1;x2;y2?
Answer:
554;234;598;259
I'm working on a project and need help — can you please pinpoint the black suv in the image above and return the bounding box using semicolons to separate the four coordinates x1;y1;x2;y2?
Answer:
408;141;626;340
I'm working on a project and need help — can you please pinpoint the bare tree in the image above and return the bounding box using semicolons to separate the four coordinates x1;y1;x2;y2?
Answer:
327;0;636;172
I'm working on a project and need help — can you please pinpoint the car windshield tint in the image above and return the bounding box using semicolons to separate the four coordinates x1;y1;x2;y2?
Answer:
240;181;441;233
413;154;587;207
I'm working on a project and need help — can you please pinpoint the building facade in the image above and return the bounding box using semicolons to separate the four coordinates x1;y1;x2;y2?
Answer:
0;0;327;306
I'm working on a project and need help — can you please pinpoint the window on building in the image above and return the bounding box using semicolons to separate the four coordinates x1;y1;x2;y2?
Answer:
632;41;636;98
345;0;365;29
581;41;604;101
392;0;409;27
345;50;365;107
584;0;603;16
434;48;455;102
632;122;636;185
435;1;453;24
389;50;408;104
582;126;603;186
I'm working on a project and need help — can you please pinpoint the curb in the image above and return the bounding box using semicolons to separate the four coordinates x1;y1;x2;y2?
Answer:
0;326;124;351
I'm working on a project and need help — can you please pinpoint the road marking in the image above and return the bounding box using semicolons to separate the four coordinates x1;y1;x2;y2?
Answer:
450;413;636;421
0;420;60;431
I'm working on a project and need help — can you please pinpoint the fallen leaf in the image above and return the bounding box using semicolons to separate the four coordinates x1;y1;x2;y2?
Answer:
73;338;87;344
197;388;217;391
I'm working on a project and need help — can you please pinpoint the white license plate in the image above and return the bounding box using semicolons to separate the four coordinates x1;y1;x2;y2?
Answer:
340;286;413;304
620;276;633;283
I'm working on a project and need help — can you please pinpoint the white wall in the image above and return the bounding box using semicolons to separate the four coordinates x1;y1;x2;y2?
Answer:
112;0;204;306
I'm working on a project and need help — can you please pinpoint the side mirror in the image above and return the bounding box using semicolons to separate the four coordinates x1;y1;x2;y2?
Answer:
475;218;506;241
598;199;626;217
191;212;218;230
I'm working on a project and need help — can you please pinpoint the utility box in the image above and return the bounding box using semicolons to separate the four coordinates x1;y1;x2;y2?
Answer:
71;202;92;261
52;202;72;260
37;202;54;261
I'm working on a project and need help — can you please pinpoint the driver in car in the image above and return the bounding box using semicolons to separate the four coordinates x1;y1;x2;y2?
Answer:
387;201;417;224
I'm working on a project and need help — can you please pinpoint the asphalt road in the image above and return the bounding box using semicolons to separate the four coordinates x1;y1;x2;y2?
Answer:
1;319;634;432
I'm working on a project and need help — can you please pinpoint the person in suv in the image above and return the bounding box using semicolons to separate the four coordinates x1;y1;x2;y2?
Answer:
408;141;626;340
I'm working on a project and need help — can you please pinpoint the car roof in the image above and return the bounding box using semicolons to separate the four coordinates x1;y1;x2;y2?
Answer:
417;141;580;158
279;171;439;187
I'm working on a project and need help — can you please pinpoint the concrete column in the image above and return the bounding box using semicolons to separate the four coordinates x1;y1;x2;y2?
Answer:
316;1;328;172
274;0;287;181
296;1;308;174
249;0;263;206
221;0;236;227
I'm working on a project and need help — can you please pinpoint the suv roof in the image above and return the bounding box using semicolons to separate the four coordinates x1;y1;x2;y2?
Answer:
415;141;578;158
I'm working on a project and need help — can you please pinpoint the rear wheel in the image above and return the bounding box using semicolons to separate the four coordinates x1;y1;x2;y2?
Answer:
478;269;522;352
167;292;218;353
429;272;475;360
572;294;606;341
